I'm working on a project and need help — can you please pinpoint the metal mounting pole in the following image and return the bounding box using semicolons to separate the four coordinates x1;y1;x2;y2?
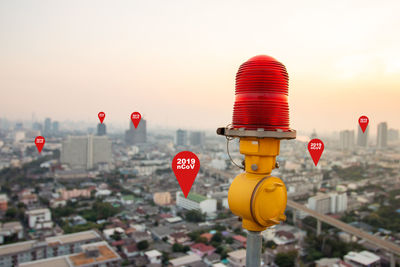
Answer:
246;231;262;267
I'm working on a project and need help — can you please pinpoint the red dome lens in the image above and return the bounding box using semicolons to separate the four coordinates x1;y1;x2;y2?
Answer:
232;55;290;131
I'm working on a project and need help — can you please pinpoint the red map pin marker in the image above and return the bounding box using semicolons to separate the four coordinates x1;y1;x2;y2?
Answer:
35;136;45;153
172;151;200;198
131;112;141;128
98;112;105;124
308;139;324;166
358;115;369;133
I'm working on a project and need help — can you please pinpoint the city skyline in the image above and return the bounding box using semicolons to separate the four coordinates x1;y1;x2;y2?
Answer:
1;1;400;133
1;115;397;140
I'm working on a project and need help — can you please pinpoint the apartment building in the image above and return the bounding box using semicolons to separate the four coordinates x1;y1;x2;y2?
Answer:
19;241;121;267
0;230;102;267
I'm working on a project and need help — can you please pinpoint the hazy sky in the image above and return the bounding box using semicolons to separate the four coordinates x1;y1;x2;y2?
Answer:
1;0;400;134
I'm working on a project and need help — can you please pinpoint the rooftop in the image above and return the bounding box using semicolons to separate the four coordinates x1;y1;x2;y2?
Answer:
345;251;380;265
145;249;162;258
0;240;35;257
26;208;50;215
0;221;23;232
311;193;331;200
170;254;202;266
276;230;295;240
191;243;215;252
315;258;340;265
122;195;135;201
69;242;119;266
205;253;221;261
166;216;182;223
228;249;246;259
180;192;207;203
200;233;213;241
103;227;125;236
20;257;70;267
170;232;188;239
125;244;137;253
20;242;120;267
47;230;100;244
233;235;247;243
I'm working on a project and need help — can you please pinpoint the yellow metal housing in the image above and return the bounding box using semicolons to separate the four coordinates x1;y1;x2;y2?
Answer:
227;137;287;231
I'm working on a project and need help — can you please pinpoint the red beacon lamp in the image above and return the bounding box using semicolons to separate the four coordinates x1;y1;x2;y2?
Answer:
232;55;291;131
217;55;296;267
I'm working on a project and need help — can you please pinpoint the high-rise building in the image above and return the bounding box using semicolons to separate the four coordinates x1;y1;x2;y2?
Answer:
61;135;112;170
357;124;368;147
176;129;188;146
330;193;348;213
388;128;399;142
339;130;355;150
52;121;59;135
190;131;205;147
307;194;331;214
97;123;106;136
44;118;52;136
308;193;347;214
377;122;388;148
125;119;147;145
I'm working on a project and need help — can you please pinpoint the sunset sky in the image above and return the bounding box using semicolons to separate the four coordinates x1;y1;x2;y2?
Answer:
1;0;400;134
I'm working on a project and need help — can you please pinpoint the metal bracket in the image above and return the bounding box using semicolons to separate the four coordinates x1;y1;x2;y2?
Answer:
216;127;296;139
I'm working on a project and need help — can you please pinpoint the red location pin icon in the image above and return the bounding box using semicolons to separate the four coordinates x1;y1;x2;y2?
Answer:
172;151;200;198
35;136;45;153
308;139;324;166
358;115;369;133
131;112;141;129
98;112;105;124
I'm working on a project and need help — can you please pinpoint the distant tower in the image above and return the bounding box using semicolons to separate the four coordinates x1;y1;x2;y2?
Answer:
190;131;205;147
61;135;112;170
125;119;147;145
377;122;388;148
52;121;59;136
44;118;52;136
388;128;399;142
339;130;355;151
97;123;106;136
176;129;188;146
357;124;368;147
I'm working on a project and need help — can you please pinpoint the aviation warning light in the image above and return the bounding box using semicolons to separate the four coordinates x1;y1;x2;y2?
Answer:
217;55;296;232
